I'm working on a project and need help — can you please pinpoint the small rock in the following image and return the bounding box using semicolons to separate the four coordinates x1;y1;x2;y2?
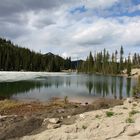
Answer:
67;116;71;119
47;123;61;129
79;114;85;119
127;129;140;136
48;118;60;124
57;109;65;113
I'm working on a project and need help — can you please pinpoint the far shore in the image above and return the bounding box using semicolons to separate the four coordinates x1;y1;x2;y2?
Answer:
0;68;140;79
125;68;140;78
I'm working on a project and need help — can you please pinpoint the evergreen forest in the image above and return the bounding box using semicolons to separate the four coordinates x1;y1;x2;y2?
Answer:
0;38;140;75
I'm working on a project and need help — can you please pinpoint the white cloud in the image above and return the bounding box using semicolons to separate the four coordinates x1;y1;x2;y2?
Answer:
0;0;140;59
83;0;119;9
129;4;140;13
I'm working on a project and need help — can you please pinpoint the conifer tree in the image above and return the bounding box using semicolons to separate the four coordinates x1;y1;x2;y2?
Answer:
127;54;131;76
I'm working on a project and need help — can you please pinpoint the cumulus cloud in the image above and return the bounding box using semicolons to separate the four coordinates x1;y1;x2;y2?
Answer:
0;0;139;59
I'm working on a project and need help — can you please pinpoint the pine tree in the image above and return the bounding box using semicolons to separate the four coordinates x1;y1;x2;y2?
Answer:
127;54;131;76
119;46;124;73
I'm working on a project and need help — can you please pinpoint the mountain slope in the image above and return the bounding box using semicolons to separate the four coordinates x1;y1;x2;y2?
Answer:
0;38;71;72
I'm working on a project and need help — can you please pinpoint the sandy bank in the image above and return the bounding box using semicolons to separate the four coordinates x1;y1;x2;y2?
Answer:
1;98;140;140
20;98;140;140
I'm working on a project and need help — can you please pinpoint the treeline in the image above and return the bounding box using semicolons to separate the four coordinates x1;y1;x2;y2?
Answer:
78;46;140;76
0;38;71;71
1;37;140;74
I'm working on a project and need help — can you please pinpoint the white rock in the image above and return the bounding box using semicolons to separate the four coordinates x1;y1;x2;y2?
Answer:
67;116;71;119
48;118;60;124
79;114;85;119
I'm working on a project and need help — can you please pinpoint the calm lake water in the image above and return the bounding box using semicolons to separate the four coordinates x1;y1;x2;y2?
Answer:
0;73;137;103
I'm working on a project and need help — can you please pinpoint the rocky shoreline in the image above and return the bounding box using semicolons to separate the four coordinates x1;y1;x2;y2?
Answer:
1;98;140;140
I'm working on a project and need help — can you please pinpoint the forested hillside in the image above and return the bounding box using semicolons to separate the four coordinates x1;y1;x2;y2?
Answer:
78;46;140;76
0;38;140;75
0;38;71;71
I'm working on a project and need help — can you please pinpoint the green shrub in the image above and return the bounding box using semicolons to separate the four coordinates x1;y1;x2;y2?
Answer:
106;111;114;117
125;117;134;123
129;110;140;117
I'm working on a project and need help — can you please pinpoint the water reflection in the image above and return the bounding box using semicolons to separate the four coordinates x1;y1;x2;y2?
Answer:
0;74;135;101
127;78;131;97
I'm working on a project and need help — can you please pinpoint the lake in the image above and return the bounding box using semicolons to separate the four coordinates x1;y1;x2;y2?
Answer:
0;72;137;103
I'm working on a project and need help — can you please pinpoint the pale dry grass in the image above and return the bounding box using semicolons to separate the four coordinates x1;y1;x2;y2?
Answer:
0;100;22;111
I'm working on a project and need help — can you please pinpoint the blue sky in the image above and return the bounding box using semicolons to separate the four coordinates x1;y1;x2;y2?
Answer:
0;0;140;59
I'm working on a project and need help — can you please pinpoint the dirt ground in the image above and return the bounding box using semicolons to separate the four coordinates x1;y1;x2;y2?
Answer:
0;98;123;140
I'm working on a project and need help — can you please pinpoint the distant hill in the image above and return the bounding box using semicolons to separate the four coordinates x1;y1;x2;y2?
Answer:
0;38;71;72
71;60;84;69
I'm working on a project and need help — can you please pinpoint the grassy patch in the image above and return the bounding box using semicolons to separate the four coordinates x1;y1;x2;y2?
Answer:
106;111;114;117
123;107;128;110
129;110;140;117
95;114;101;119
125;117;135;123
0;100;22;111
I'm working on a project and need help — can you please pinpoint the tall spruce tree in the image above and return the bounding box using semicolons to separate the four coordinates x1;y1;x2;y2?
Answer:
127;54;131;76
120;46;124;73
